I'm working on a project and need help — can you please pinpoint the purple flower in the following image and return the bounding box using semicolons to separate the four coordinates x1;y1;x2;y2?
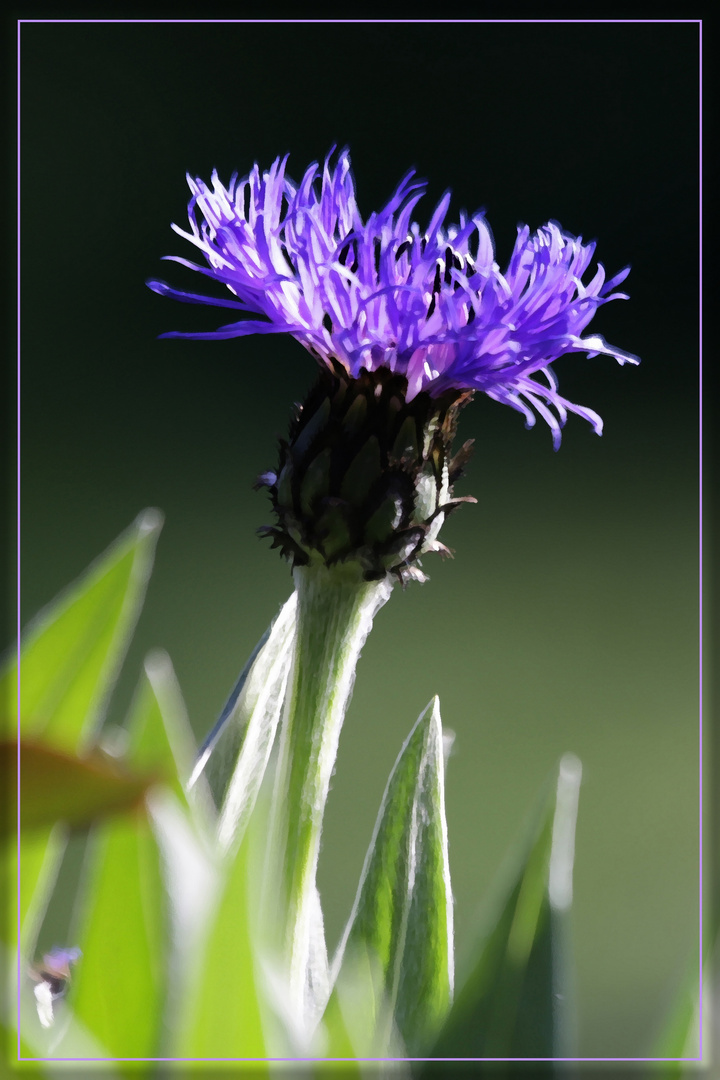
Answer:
148;149;638;448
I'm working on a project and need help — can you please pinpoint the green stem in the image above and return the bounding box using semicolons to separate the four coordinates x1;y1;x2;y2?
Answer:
268;561;393;1018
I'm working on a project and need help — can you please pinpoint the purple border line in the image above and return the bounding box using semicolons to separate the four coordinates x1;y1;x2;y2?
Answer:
698;18;704;1064
15;16;703;1071
15;16;703;23
16;16;22;1064
16;18;699;24
15;1057;705;1064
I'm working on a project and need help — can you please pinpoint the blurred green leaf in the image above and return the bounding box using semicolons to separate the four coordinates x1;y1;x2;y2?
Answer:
2;739;156;835
652;971;701;1074
3;509;162;753
9;829;67;957
2;940;119;1074
125;650;213;832
320;942;406;1063
146;787;218;1057
2;735;65;951
3;731;63;962
62;809;166;1060
50;641;191;1061
651;928;712;1072
2;513;161;962
426;753;582;1062
189;593;296;852
174;818;268;1061
331;696;453;1057
306;884;329;1034
314;977;358;1061
118;655;227;1059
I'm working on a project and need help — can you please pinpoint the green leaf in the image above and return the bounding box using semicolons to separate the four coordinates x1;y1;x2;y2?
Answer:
173;814;269;1062
306;885;330;1033
2;513;161;976
651;926;713;1071
63;809;167;1060
3;509;162;753
427;753;583;1061
2;734;66;952
2;941;119;1072
330;696;453;1057
319;942;407;1063
652;964;701;1072
125;650;213;832
46;640;219;1063
189;593;296;851
54;653;189;1061
2;739;156;835
3;827;66;960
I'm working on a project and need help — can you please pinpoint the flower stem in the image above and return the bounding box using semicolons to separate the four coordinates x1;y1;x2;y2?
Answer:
267;561;393;1018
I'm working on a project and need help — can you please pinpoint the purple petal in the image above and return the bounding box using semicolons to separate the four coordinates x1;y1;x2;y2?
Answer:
151;149;638;445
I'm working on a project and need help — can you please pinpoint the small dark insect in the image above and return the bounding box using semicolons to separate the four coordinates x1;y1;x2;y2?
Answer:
29;946;81;995
28;947;81;1028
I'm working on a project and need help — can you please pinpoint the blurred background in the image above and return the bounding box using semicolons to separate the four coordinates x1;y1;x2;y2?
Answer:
18;20;699;1059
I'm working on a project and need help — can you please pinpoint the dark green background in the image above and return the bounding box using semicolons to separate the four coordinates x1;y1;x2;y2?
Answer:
19;20;699;1059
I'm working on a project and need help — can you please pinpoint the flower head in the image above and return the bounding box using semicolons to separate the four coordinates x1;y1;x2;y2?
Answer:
149;148;638;449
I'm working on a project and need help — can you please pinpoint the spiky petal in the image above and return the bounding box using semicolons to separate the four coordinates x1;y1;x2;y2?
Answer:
149;148;638;448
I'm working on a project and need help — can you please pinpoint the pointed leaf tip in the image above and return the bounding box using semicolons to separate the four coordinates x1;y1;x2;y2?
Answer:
9;512;164;754
194;593;297;847
332;695;453;1056
549;753;582;914
136;507;164;535
143;648;173;680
